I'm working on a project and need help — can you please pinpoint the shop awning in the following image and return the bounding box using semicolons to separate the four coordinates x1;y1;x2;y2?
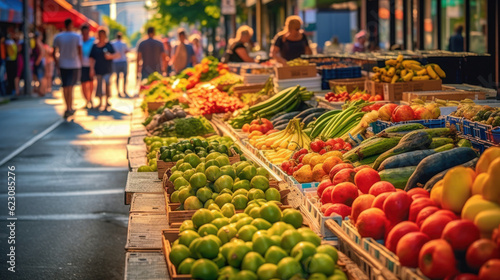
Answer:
43;0;99;31
0;0;23;23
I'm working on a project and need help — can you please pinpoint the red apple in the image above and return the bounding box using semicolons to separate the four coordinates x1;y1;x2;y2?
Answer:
392;105;415;122
320;203;333;214
411;194;430;200
407;188;430;199
451;274;479;280
328;163;354;181
332;168;356;185
324;203;351;218
378;103;398;121
466;239;500;270
321;186;335;205
317;179;334;197
353;165;371;172
442;220;481;251
416;206;440;227
409;198;436;222
383;192;412;225
421;212;454;240
396;232;431;268
351;194;376;224
419;239;457;279
331;182;359;206
386;221;420;253
371;192;392;210
355;208;388;240
369;181;396;196
433;209;459;220
354;167;381;194
414;107;434;120
479;259;500;280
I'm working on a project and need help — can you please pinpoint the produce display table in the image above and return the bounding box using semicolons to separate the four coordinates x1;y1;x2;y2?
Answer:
124;172;163;205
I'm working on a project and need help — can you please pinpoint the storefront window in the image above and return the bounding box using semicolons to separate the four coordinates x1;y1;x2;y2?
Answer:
395;0;404;46
469;0;487;53
424;0;438;49
378;0;390;49
441;0;465;52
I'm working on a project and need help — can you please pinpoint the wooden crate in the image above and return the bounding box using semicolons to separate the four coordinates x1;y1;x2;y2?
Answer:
147;101;165;112
124;252;168;280
130;193;166;214
366;80;442;101
125;172;163;205
162;234;192;280
274;64;317;80
125;213;169;251
156;152;176;180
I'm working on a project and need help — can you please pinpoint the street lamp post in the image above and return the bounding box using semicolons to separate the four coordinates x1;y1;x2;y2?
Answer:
23;0;32;96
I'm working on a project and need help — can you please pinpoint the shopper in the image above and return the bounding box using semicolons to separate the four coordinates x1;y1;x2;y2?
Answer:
53;18;82;118
270;16;311;64
162;36;172;75
352;30;367;53
449;25;464;52
31;32;46;97
80;25;95;108
224;25;255;63
15;33;24;96
111;32;129;98
170;29;196;74
89;27;118;111
43;38;54;95
190;34;204;64
0;33;6;96
137;27;165;79
5;27;17;96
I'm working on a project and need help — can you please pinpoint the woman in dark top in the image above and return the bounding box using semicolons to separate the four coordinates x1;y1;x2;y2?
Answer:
225;25;255;63
270;16;312;64
89;27;119;111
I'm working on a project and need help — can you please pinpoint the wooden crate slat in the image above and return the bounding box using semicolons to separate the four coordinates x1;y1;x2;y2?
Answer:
130;193;166;214
124;251;168;280
125;213;169;251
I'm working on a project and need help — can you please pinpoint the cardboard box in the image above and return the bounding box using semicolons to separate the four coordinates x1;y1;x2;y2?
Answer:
403;90;486;102
274;64;317;80
366;80;443;101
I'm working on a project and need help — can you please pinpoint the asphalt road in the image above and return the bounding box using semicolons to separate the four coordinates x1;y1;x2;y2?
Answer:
0;85;136;279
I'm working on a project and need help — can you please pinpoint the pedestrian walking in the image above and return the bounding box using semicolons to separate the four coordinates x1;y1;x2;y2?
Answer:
111;32;129;98
53;18;82;118
32;32;46;97
190;34;204;64
89;27;118;111
137;27;165;79
80;24;95;109
43;38;54;96
5;27;18;96
171;29;196;74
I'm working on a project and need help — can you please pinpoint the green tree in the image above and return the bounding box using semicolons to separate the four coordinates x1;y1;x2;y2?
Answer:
102;15;129;45
129;31;143;48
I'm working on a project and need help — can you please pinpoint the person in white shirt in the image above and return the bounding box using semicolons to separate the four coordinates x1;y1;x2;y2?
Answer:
53;18;82;118
111;32;129;97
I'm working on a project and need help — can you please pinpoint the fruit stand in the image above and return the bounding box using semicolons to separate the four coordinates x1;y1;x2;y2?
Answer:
122;56;500;280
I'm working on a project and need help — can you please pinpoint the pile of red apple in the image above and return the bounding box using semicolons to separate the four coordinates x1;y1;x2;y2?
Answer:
377;103;440;122
315;162;500;279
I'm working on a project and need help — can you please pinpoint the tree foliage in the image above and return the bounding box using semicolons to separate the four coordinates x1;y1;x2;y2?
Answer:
102;15;129;45
151;0;221;28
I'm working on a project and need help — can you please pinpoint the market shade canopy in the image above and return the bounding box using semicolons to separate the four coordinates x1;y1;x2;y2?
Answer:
43;0;98;31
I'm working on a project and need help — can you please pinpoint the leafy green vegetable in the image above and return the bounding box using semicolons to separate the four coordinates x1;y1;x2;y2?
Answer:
173;117;215;138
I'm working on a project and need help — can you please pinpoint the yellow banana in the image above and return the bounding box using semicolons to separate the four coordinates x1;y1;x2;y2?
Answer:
387;67;396;77
416;69;428;76
432;64;446;78
426;65;438;79
385;59;398;66
405;64;423;71
411;99;425;105
381;75;392;83
412;75;430;81
400;69;407;77
391;74;399;84
396;54;404;63
373;66;380;72
403;72;414;82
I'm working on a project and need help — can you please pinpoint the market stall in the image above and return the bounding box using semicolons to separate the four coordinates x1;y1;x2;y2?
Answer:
122;56;500;280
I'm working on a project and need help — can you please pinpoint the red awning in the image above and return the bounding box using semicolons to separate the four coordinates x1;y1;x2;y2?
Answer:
43;0;98;31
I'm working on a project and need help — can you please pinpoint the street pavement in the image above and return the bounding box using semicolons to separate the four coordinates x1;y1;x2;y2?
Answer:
0;75;137;279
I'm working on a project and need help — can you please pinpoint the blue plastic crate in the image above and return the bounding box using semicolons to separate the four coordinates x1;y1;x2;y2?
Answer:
462;119;475;137
445;115;463;134
470;138;494;154
321;81;330;90
491;127;500;144
370;118;446;134
474;123;491;141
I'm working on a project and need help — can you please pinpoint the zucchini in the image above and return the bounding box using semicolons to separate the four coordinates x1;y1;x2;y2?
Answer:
434;143;454;152
382;123;426;133
302;112;327;125
272;119;291;127
294;107;328;120
457;138;472;147
379;166;417;189
423;157;479;191
428;137;454;149
271;111;301;124
274;123;288;130
269;111;288;121
310;110;342;138
343;137;401;162
378;149;436;171
352;154;381;167
405;147;478;191
372;130;432;170
423;128;454;138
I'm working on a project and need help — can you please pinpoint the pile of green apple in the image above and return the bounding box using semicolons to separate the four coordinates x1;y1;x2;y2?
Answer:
169;202;347;280
169;151;281;211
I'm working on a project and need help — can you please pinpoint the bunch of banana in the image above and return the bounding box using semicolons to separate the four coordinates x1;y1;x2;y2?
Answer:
249;119;311;151
435;99;461;107
371;54;446;83
287;58;310;66
263;149;294;165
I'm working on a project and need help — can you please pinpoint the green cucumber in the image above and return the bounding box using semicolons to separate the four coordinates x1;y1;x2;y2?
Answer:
457;138;472;147
382;123;426;133
433;143;454;152
379;166;418;189
428;137;454;149
344;137;402;162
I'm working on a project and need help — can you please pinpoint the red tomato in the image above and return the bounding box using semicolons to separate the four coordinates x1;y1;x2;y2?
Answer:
332;143;342;150
242;123;250;133
343;142;352;150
